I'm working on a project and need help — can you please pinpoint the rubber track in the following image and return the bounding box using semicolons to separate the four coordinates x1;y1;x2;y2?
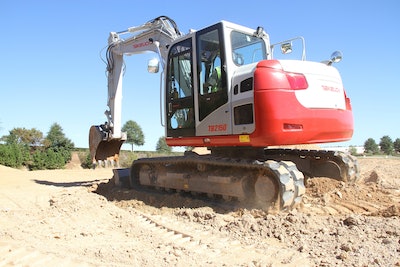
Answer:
131;155;305;211
335;151;360;182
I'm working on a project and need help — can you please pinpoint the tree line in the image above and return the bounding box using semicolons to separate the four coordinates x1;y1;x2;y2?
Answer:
0;120;171;170
362;135;400;155
0;123;74;169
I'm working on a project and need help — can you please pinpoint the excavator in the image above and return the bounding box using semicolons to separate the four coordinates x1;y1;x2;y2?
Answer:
89;16;359;211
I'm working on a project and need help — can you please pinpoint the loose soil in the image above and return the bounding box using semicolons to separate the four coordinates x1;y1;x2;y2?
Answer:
1;156;399;266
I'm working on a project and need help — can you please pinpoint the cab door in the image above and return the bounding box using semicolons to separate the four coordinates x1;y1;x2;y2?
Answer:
195;23;231;136
165;37;195;138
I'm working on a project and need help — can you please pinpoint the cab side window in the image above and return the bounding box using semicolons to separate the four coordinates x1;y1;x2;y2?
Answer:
166;38;195;137
197;27;227;121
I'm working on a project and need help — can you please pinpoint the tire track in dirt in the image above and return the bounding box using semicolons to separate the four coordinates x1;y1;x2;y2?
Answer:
0;242;93;267
128;208;311;266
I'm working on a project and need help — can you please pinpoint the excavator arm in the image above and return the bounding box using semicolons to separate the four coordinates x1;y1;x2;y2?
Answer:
89;16;181;166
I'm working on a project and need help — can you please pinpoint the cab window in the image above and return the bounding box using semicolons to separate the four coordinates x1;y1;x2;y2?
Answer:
231;31;267;65
166;38;195;137
197;27;228;121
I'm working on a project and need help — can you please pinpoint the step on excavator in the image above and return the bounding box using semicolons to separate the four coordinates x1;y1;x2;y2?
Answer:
89;16;359;211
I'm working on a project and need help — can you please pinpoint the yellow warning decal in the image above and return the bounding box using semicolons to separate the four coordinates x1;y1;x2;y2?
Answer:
239;135;250;142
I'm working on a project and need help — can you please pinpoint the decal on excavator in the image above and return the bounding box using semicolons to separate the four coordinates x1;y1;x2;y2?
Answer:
133;41;152;49
321;85;340;93
208;124;227;132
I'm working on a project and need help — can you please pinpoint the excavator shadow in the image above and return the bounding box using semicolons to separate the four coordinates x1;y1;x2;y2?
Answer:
34;179;109;188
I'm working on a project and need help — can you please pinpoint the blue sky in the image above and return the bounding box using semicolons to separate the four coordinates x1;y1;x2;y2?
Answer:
0;0;399;151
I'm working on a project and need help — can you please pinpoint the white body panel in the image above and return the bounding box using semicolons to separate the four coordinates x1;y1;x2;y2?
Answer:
279;60;346;110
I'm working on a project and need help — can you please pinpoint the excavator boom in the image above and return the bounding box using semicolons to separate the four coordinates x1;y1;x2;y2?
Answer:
89;16;181;165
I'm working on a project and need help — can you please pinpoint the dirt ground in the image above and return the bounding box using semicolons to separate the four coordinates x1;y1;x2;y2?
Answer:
1;156;399;266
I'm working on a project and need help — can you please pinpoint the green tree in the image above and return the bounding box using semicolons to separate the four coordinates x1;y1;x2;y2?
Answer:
0;124;74;170
364;138;379;154
0;143;28;168
394;138;400;153
46;123;74;147
156;136;172;153
122;120;144;151
379;135;393;155
44;123;74;166
4;127;44;148
30;148;65;170
1;127;41;167
348;146;358;156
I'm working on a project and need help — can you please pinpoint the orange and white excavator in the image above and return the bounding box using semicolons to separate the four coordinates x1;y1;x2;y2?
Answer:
89;16;358;210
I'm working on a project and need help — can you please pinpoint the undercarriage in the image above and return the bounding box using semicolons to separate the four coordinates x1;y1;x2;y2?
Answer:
127;147;359;211
263;148;360;183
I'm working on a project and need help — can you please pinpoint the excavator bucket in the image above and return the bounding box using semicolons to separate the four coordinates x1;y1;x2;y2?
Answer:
89;125;125;167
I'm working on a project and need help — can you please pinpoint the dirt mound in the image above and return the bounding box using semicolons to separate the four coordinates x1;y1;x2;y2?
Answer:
300;158;400;216
370;204;400;217
302;176;398;215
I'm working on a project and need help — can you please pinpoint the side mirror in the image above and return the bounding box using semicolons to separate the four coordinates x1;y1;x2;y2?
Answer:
330;51;342;64
322;51;343;66
280;42;293;54
147;58;159;73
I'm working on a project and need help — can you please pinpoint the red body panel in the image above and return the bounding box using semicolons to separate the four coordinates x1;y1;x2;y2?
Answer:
166;61;353;148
